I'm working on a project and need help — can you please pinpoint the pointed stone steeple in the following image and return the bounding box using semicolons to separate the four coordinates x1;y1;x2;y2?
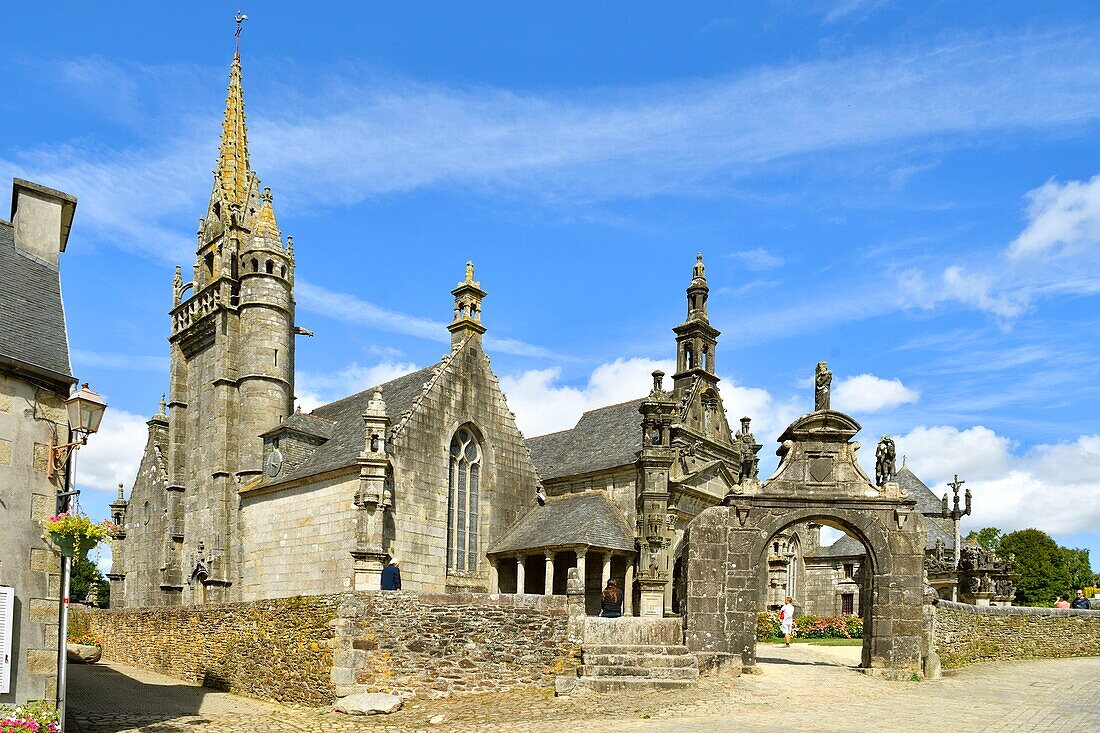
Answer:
672;253;721;393
254;187;281;240
216;51;252;211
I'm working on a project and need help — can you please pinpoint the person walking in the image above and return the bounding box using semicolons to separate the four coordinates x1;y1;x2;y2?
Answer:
600;579;623;618
1071;589;1092;609
380;559;401;590
1054;594;1071;609
780;596;796;647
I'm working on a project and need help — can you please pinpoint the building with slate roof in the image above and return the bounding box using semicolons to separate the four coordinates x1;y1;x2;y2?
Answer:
0;178;78;703
506;254;763;617
112;49;539;606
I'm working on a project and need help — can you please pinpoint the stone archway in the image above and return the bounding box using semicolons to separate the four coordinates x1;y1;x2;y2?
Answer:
681;402;926;675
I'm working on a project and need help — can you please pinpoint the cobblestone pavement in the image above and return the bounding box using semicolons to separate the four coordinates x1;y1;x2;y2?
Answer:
68;644;1100;733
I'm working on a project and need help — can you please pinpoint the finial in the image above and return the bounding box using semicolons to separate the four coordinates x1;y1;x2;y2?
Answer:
262;186;272;203
159;393;167;412
286;236;294;258
650;369;665;395
902;454;907;467
117;483;125;499
465;260;475;284
235;11;249;53
693;252;705;280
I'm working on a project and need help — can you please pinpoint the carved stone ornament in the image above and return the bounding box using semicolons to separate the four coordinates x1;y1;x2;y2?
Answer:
808;456;833;482
734;504;751;528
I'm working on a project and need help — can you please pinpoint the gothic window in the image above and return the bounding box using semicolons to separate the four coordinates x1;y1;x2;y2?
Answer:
251;258;258;272
266;260;274;274
844;563;854;579
447;426;482;572
204;252;215;279
281;265;287;278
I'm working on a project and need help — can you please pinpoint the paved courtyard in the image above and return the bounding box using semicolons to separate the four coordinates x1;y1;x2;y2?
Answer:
68;644;1100;733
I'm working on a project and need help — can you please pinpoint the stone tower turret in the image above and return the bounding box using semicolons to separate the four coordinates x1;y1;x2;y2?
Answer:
447;261;487;349
161;46;296;604
672;253;720;395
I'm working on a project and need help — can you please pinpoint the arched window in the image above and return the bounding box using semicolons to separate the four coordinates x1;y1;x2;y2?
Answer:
447;426;482;571
266;260;274;274
251;258;258;272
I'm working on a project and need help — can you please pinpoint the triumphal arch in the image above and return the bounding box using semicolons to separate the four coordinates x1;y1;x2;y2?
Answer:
681;363;927;674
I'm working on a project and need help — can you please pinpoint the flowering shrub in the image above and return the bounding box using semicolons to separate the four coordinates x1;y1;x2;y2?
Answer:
67;631;103;647
0;701;60;733
756;610;863;640
42;513;117;558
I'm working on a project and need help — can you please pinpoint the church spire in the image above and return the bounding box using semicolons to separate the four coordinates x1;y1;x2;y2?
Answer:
215;49;252;211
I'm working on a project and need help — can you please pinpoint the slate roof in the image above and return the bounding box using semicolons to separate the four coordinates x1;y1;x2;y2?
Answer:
896;465;944;516
262;409;334;440
488;491;636;555
0;221;72;385
526;398;644;480
257;363;439;487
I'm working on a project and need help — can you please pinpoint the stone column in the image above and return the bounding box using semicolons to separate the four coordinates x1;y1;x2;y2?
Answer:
489;558;499;593
624;562;635;616
515;554;526;595
601;552;612;589
545;552;555;595
576;548;587;592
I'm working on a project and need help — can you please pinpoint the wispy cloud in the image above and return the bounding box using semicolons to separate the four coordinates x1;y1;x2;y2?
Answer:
72;349;170;373
724;247;784;271
4;30;1100;265
296;280;561;359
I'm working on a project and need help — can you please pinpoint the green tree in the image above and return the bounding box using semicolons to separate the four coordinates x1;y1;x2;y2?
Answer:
964;527;1002;551
70;556;109;608
999;529;1072;606
1059;547;1092;591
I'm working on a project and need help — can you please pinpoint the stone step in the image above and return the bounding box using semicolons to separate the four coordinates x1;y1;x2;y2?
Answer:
556;675;697;695
580;665;699;681
583;644;690;656
582;653;697;668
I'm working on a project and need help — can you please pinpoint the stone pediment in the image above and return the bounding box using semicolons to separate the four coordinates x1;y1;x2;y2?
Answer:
675;459;740;500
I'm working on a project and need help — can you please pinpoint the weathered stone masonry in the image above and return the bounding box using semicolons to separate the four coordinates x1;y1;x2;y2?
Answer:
333;591;579;699
933;600;1100;669
72;595;338;705
73;590;579;705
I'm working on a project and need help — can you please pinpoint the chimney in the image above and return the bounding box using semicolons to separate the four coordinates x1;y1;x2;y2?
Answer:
9;178;77;268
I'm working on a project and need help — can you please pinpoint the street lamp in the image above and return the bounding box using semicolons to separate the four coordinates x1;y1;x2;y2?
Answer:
51;382;107;731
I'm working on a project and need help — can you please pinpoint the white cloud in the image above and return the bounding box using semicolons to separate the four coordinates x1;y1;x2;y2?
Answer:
74;408;148;494
502;358;673;437
893;426;1100;536
7;31;1100;265
832;373;919;413
296;361;419;412
725;248;784;271
1010;175;1100;260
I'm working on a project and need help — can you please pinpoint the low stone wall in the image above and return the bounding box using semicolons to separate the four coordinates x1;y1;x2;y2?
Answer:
71;595;338;705
934;600;1100;669
334;591;580;699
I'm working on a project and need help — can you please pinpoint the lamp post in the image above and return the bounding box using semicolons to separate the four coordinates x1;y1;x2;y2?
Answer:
49;382;107;730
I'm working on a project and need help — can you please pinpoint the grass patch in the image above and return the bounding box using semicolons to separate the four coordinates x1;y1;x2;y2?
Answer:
761;637;863;646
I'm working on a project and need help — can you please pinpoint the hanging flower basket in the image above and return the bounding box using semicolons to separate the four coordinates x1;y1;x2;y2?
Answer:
42;513;117;559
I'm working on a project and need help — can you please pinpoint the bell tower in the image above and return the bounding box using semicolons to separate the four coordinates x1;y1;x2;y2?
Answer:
447;261;487;349
162;38;296;604
672;254;720;395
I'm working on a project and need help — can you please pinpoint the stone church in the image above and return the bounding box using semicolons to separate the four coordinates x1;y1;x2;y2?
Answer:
110;48;762;614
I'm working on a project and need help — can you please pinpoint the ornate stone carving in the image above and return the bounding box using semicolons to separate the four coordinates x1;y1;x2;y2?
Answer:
875;435;896;486
814;361;832;411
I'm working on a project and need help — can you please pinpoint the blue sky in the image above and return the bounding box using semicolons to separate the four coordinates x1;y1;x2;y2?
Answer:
5;2;1099;571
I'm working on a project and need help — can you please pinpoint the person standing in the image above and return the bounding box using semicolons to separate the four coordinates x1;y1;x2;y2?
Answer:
380;559;401;590
1071;589;1092;609
780;596;796;647
1054;595;1071;609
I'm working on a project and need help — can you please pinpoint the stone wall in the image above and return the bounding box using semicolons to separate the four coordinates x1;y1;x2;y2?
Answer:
238;473;358;599
333;591;579;699
934;600;1100;669
71;595;338;705
0;374;67;704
